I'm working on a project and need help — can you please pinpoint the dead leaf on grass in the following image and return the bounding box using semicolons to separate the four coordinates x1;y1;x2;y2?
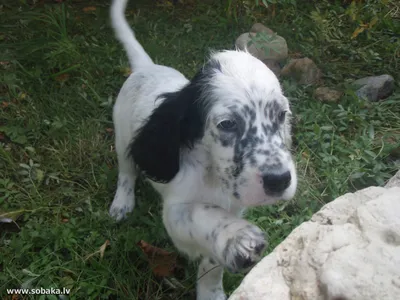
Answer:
137;240;178;277
18;92;27;100
99;240;110;259
84;240;110;261
55;73;70;82
351;26;365;39
83;6;96;13
0;61;10;70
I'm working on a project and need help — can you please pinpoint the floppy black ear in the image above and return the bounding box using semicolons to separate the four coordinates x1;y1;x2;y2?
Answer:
128;69;211;183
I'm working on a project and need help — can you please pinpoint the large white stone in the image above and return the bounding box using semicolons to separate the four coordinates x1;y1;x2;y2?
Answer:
229;173;400;300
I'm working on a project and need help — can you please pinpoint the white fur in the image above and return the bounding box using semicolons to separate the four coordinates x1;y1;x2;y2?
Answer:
109;1;297;299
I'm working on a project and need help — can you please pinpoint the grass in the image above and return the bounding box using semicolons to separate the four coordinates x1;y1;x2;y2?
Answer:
0;0;399;299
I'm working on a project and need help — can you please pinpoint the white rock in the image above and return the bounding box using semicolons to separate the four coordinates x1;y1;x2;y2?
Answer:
386;169;400;188
229;175;400;300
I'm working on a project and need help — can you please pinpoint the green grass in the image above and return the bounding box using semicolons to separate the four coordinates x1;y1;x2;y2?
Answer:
0;0;399;299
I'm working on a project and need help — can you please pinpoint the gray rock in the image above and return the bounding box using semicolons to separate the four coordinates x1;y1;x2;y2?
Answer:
262;59;281;77
281;57;322;85
313;87;342;103
353;74;395;101
250;23;275;35
374;133;400;158
235;28;288;63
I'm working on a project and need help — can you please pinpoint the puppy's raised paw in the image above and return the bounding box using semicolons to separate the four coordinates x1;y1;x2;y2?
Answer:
219;224;267;273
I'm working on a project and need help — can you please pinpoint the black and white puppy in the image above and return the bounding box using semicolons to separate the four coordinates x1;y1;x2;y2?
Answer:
109;1;297;299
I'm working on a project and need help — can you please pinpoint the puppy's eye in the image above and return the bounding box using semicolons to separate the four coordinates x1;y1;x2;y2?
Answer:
218;120;237;131
278;110;287;123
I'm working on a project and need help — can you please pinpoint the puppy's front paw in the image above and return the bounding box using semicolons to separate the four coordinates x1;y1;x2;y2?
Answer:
109;175;135;221
109;201;134;221
219;224;267;273
109;193;134;221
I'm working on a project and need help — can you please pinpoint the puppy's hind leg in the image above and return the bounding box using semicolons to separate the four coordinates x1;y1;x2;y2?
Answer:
109;151;137;221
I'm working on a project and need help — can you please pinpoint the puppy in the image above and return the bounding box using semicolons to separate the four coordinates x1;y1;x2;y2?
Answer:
109;0;297;299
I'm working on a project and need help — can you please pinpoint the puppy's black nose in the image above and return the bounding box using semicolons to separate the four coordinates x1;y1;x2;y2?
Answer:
262;171;291;194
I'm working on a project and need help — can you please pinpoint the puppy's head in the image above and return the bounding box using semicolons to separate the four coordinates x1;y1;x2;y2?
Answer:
130;50;297;206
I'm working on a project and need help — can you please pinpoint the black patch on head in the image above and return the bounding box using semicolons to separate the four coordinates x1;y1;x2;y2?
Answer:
231;116;261;179
208;59;222;72
265;99;284;125
262;123;279;138
128;62;219;183
241;105;256;121
278;110;287;123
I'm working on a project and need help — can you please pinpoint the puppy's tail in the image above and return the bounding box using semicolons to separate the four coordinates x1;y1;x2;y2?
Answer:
110;0;153;70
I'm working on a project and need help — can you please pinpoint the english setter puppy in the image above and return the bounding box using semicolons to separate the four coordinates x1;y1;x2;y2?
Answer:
109;0;297;299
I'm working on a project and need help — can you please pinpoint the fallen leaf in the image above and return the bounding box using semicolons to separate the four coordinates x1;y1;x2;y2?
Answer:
351;26;365;39
61;218;69;223
84;240;110;261
83;6;96;12
0;61;10;69
55;73;69;82
99;240;110;259
137;240;178;277
301;151;309;159
369;17;378;28
19;92;27;100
